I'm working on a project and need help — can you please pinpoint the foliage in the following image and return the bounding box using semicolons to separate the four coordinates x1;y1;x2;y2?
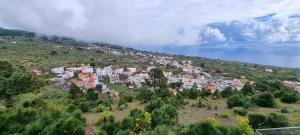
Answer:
221;86;234;98
0;108;85;135
280;91;299;103
193;97;209;108
87;88;98;101
134;112;152;133
69;84;83;99
227;94;248;108
0;60;15;77
151;105;178;127
149;68;165;90
236;116;254;135
241;82;254;95
96;116;121;135
265;113;289;128
249;113;289;129
233;107;248;116
145;100;163;113
253;93;277;108
143;125;175;135
136;88;154;103
178;120;243;135
248;113;266;129
97;111;113;124
218;112;231;118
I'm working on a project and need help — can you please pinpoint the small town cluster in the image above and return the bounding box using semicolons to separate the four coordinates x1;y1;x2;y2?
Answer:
50;54;254;96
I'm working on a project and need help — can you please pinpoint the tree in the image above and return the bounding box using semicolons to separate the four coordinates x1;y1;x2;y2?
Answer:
149;68;165;90
0;76;11;96
145;100;163;113
10;72;33;93
46;116;85;135
221;86;234;98
186;87;199;99
87;88;98;101
253;93;276;107
69;84;82;99
241;82;254;95
0;61;15;77
137;88;154;103
96;116;121;135
134;112;152;133
95;84;103;93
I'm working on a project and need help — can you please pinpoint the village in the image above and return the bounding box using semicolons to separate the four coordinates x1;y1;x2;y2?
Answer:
50;52;254;97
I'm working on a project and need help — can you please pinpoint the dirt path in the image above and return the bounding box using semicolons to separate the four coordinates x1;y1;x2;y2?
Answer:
83;112;98;135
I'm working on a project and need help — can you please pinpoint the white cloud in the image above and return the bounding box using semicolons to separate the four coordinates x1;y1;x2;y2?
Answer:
0;0;300;46
204;27;227;42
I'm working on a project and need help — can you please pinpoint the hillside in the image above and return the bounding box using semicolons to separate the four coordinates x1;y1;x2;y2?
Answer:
1;28;300;135
1;28;300;81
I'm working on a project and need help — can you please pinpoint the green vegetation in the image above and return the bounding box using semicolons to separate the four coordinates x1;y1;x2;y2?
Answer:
1;29;300;134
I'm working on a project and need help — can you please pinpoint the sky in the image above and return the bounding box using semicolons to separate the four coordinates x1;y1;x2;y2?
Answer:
0;0;300;67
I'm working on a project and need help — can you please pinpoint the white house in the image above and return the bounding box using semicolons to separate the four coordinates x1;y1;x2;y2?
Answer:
51;67;65;74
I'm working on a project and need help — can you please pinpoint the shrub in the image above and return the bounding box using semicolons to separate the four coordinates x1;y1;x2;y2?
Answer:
143;125;175;135
265;113;289;128
145;100;163;113
253;93;276;108
192;97;208;108
218;112;231;118
280;107;289;113
151;105;178;127
233;107;248;116
280;91;299;103
178;120;243;135
97;111;113;124
227;94;247;108
248;113;289;129
248;114;266;129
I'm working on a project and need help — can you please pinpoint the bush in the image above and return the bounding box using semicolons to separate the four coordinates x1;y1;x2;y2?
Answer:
280;107;289;113
227;95;247;108
265;113;289;128
179;120;243;135
249;114;266;129
143;125;175;135
249;113;289;129
280;91;299;103
193;97;209;108
218;112;231;118
144;100;163;113
253;93;276;108
233;107;248;116
151;105;178;127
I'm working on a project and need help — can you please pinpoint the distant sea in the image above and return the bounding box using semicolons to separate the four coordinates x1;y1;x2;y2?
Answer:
137;42;300;68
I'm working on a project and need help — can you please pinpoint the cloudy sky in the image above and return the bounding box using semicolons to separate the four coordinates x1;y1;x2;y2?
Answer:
1;0;300;67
